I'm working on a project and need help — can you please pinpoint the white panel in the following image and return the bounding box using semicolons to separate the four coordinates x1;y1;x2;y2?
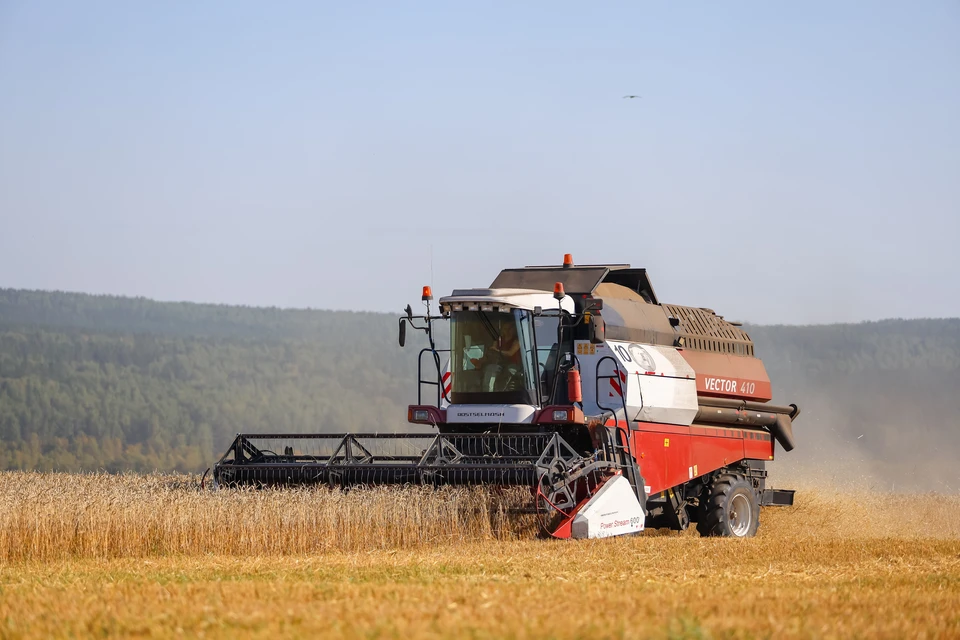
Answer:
647;345;696;379
440;289;575;313
625;368;643;422
605;340;698;426
446;404;536;424
607;341;694;380
634;376;698;426
571;475;645;539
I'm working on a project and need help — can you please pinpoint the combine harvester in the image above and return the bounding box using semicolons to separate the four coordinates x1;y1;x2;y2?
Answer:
212;255;800;539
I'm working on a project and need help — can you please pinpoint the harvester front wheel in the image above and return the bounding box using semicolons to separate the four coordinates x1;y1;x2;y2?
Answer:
696;474;759;538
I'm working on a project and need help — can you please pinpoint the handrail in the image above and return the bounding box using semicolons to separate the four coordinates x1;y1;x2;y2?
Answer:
417;348;451;406
595;355;629;421
593;355;644;506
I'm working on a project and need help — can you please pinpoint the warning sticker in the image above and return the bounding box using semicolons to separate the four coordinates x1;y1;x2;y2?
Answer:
575;341;596;355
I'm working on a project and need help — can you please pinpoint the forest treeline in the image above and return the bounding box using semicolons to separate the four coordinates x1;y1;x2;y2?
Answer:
0;288;431;472
0;288;958;487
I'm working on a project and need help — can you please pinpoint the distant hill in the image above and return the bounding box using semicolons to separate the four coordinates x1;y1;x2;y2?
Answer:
0;288;390;340
0;288;958;490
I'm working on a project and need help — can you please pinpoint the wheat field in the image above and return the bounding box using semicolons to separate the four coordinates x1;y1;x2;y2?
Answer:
0;471;958;638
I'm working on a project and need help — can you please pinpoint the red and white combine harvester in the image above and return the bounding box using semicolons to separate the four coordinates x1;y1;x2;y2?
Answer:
213;256;799;539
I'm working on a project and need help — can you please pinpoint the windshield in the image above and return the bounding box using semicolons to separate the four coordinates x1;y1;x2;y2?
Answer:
450;309;538;405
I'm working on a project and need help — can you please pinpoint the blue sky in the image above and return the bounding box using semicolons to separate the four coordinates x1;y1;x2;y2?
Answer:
0;1;957;324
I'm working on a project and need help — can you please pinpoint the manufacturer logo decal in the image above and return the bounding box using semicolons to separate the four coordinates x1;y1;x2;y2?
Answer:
703;377;757;394
454;411;505;418
628;344;656;372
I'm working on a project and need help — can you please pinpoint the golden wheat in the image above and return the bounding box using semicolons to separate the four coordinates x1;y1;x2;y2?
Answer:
0;472;541;561
0;472;958;638
0;471;957;562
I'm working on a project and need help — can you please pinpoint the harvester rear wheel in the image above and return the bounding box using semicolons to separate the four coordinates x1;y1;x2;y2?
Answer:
696;474;759;538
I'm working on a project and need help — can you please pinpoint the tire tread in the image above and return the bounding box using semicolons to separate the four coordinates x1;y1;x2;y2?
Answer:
696;472;759;538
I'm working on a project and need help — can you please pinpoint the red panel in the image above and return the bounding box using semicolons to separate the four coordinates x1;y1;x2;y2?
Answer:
632;423;777;495
631;424;692;494
610;418;782;496
633;422;691;436
742;429;776;462
678;350;773;402
407;405;446;425
690;427;744;480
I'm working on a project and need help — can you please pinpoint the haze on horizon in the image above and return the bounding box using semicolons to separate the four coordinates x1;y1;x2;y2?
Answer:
1;2;957;326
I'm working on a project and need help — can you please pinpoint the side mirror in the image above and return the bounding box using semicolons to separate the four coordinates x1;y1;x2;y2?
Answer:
588;313;605;344
398;318;407;347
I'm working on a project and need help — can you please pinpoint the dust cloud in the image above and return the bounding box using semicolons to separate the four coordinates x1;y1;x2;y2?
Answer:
765;370;960;494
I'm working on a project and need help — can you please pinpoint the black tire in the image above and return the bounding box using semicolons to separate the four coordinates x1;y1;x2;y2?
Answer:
696;474;760;538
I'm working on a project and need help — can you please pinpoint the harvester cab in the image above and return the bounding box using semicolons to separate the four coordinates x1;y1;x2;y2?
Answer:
403;284;579;424
214;254;800;541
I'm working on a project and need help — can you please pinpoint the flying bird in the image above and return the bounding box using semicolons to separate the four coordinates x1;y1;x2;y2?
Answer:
623;95;641;99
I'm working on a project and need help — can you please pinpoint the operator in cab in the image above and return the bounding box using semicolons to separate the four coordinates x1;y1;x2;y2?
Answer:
471;320;522;368
470;322;520;369
468;319;525;392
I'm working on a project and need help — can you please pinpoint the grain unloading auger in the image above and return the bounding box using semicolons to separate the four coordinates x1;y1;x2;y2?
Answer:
213;255;800;539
